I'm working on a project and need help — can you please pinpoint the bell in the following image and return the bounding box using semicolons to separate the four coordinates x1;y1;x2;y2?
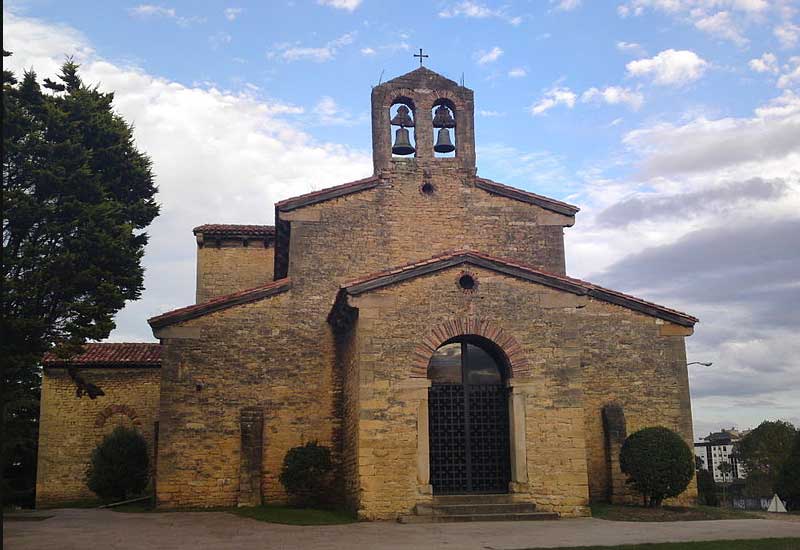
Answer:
392;127;415;156
434;128;455;153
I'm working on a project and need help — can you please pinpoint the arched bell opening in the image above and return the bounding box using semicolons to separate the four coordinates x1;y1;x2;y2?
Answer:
431;99;456;158
427;335;511;494
390;99;416;157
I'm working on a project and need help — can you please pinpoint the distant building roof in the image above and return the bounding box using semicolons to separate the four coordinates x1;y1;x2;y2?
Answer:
42;343;162;367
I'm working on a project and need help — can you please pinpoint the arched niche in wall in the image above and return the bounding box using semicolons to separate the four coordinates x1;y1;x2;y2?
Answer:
390;98;416;157
431;99;456;158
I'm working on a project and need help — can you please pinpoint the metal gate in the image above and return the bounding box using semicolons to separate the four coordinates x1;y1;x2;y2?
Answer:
429;383;510;494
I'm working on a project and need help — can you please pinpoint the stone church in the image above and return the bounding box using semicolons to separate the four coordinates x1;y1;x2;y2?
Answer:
37;66;698;519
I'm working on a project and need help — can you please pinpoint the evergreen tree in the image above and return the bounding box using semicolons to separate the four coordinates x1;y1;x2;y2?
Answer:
735;420;797;497
2;53;159;506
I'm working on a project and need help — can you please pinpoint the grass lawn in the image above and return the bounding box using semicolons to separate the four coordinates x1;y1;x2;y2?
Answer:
524;539;800;550
108;501;356;525
591;503;762;522
231;505;356;525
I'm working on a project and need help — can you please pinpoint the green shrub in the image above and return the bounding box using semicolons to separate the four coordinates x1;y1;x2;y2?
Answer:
279;442;333;507
776;432;800;510
86;426;149;502
619;426;694;507
696;468;719;506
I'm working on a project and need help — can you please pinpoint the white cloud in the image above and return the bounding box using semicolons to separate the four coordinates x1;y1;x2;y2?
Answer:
476;46;503;65
777;57;800;89
530;86;577;115
508;67;527;78
318;0;362;12
224;7;243;21
271;32;356;63
439;1;522;25
616;41;646;56
312;96;365;126
3;10;371;341
694;11;748;45
360;47;376;56
748;52;779;74
479;110;504;117
617;0;775;44
128;4;205;27
208;31;232;49
551;0;581;11
626;49;709;86
581;86;644;110
622;91;800;178
775;21;800;48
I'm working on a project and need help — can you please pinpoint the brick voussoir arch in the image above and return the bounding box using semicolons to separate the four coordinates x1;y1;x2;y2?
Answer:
95;404;141;428
411;318;529;378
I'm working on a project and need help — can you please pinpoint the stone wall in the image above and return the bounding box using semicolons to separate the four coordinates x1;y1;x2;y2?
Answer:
344;265;694;519
196;243;274;303
36;367;160;506
282;162;572;296
154;290;340;508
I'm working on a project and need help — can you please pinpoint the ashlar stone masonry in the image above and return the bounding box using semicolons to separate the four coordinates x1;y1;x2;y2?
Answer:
37;67;698;518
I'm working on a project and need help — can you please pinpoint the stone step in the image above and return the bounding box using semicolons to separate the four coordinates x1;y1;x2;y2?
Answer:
432;494;515;505
398;511;559;524
415;502;537;516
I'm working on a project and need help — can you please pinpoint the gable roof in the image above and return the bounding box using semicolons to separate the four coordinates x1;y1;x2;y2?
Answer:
193;224;275;237
43;343;162;368
474;178;579;216
338;250;697;327
378;66;464;91
148;278;292;329
275;176;382;213
273;174;578;217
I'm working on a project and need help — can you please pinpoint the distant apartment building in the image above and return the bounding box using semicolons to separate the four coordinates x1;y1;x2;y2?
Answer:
694;428;748;483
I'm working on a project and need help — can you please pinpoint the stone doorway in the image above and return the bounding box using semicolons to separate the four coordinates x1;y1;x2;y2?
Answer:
427;337;511;494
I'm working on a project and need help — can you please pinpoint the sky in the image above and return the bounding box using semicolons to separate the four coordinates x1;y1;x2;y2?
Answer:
4;0;799;439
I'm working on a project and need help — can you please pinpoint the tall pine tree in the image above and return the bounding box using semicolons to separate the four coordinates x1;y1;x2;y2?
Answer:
2;52;159;506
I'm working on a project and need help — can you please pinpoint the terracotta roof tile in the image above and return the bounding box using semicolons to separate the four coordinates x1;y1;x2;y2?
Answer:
43;343;162;366
275;175;381;212
340;250;697;327
193;224;275;236
148;278;292;329
474;178;580;215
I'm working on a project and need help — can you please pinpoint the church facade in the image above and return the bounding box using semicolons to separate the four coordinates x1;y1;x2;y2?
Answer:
36;67;698;518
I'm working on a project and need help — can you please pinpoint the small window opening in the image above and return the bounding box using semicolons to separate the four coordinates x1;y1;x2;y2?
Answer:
391;102;415;157
458;274;476;291
420;182;435;195
432;102;456;158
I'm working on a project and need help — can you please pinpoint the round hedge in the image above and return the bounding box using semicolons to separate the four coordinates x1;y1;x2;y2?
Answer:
86;426;149;502
279;441;333;507
620;426;694;507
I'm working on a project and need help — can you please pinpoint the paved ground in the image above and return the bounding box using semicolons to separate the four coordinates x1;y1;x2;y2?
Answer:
4;509;800;550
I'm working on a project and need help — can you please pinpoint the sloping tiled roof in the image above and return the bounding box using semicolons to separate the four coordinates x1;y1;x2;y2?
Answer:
275;175;382;212
42;343;162;367
193;224;275;236
474;178;580;216
339;250;697;327
272;174;579;217
148;278;292;329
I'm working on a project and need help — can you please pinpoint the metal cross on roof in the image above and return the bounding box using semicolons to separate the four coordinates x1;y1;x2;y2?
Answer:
414;48;429;67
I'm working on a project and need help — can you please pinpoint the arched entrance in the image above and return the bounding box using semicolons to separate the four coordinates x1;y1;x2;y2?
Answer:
427;336;511;494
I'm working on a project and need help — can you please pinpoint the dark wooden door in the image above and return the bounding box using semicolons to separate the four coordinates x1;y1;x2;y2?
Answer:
428;341;511;494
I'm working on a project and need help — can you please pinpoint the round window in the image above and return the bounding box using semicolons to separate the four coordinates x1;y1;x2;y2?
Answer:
458;274;476;291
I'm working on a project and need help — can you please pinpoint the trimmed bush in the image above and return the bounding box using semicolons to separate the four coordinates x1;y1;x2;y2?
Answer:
279;442;334;507
86;426;149;502
619;426;694;507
